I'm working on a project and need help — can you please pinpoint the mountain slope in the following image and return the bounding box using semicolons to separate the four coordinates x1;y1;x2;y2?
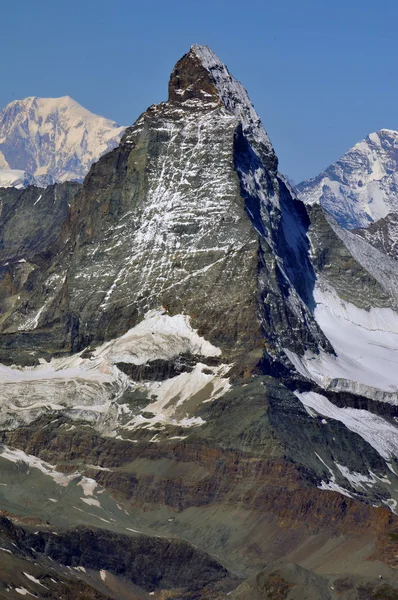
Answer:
353;212;398;259
0;96;126;184
297;129;398;229
0;45;398;598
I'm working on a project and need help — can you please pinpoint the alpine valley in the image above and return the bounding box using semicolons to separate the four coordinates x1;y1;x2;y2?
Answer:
1;45;398;599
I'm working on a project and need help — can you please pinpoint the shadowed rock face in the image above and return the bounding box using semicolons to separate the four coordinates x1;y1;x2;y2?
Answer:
0;182;81;264
0;181;80;344
0;517;233;595
1;45;398;599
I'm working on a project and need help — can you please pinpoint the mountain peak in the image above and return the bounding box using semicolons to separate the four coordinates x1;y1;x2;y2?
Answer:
168;46;220;104
376;128;398;135
298;127;398;228
169;44;277;172
0;95;126;185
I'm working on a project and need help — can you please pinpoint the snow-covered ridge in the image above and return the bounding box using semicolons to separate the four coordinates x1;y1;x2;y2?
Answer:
190;45;275;164
295;390;398;462
0;95;126;185
297;129;398;229
0;169;36;189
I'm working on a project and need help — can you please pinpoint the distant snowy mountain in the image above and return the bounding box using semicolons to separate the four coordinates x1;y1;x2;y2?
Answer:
297;129;398;229
0;169;35;189
0;96;126;185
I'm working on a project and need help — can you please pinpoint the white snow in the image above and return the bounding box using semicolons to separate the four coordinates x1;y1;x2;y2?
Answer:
81;497;101;507
128;362;231;429
0;169;35;189
318;479;354;497
285;283;398;399
96;309;221;365
15;588;34;597
191;45;274;158
0;309;230;433
0;96;126;184
0;447;108;512
298;129;398;228
314;453;353;498
78;477;98;496
295;391;398;460
23;573;47;589
383;498;398;513
334;462;391;491
0;447;77;486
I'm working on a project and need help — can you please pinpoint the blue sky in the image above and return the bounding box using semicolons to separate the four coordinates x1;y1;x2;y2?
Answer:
1;0;397;182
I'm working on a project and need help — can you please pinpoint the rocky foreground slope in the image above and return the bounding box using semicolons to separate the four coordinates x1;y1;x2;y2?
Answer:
0;45;398;598
0;96;126;186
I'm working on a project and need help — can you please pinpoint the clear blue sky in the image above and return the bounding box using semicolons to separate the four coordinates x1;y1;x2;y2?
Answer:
2;0;397;182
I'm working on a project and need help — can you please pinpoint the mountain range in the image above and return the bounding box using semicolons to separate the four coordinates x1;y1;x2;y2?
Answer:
298;128;398;229
0;95;126;186
0;45;398;599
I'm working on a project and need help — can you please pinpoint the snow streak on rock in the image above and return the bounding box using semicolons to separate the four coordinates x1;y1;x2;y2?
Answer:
0;310;230;434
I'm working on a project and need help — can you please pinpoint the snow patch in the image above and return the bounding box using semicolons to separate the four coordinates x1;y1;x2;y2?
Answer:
285;284;398;399
0;310;230;433
15;588;34;597
23;573;48;589
296;391;398;460
0;447;77;486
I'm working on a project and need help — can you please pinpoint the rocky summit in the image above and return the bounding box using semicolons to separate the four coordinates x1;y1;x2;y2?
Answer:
1;45;398;599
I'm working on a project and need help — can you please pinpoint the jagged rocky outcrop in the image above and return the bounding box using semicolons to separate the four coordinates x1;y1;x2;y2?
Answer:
297;129;398;229
0;96;126;185
1;45;398;598
353;212;398;259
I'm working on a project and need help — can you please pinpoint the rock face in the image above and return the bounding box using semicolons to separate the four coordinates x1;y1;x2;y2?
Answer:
0;96;126;185
0;182;81;263
0;181;81;350
297;129;398;229
353;212;398;258
1;45;398;598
